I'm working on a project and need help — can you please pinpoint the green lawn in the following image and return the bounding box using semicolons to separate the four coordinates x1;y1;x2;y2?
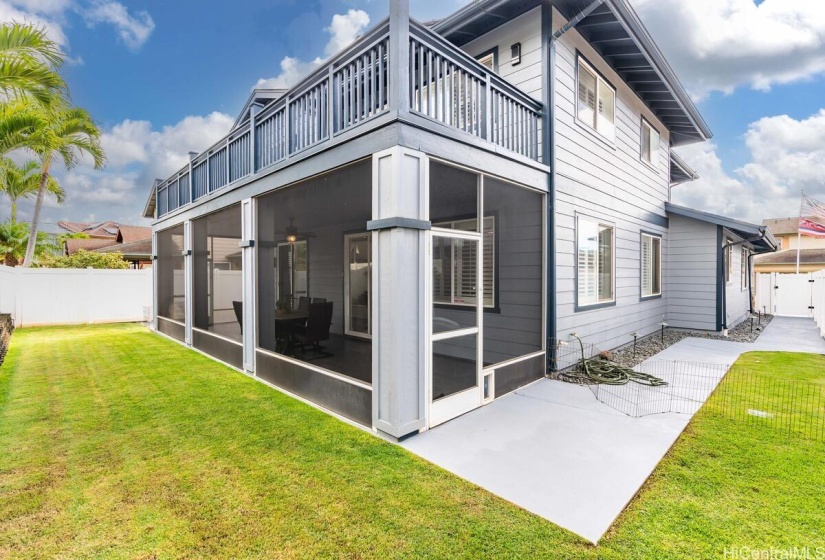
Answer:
0;324;823;559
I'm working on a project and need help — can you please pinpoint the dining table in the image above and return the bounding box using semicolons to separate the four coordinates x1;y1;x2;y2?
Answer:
274;310;309;356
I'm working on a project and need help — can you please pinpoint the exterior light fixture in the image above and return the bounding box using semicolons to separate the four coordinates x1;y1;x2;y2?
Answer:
511;43;521;66
286;233;297;244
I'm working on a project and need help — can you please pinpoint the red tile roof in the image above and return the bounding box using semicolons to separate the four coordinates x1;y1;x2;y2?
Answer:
64;238;117;255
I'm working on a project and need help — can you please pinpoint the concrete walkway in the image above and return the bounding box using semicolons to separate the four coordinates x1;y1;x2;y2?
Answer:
401;317;825;544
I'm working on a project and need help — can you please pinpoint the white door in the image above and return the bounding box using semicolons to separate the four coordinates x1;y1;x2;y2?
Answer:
428;229;483;427
773;272;814;317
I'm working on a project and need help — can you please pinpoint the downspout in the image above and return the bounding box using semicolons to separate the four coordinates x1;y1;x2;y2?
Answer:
543;0;555;371
546;0;604;370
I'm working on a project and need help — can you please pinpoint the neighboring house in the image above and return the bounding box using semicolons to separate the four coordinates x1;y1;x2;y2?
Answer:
58;220;122;240
141;0;773;438
756;217;825;273
63;223;152;269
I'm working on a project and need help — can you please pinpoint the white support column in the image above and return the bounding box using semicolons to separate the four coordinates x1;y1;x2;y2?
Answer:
183;219;193;345
241;198;256;373
370;146;429;439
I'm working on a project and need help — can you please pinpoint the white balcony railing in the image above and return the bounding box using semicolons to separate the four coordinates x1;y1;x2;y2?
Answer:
156;19;542;218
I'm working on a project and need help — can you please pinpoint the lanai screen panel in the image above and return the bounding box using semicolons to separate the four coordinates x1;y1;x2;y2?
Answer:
156;224;185;323
482;177;543;365
192;204;243;344
255;160;372;384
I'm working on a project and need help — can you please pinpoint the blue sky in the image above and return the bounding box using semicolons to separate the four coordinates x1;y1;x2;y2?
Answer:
4;0;825;227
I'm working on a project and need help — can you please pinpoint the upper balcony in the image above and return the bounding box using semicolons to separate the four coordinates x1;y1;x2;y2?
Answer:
151;16;544;219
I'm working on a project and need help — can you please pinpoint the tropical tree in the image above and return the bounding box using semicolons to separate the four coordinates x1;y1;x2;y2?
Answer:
0;22;65;106
0;219;52;266
22;105;105;267
0;157;64;221
0;99;45;157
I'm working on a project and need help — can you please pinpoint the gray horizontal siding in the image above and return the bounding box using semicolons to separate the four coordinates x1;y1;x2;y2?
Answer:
666;215;717;331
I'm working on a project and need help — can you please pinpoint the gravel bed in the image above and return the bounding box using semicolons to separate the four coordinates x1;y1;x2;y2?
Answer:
606;314;774;369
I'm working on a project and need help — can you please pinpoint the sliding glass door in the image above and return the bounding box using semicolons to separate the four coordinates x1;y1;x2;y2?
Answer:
345;233;371;338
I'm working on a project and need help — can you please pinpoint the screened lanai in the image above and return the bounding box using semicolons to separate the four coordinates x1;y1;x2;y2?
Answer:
256;160;373;386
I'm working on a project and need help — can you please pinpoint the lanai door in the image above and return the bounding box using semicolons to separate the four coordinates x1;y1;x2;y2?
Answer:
428;228;483;426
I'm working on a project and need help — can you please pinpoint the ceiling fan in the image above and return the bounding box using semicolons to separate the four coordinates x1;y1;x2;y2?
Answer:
281;217;316;244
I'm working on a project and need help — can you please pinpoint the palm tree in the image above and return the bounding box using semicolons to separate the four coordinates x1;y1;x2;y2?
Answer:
0;157;64;221
0;22;65;106
0;99;46;157
0;219;26;265
22;105;105;267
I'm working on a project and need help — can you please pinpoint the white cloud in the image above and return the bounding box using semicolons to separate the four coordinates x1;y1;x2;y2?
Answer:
0;0;155;56
324;9;370;57
255;9;370;90
255;56;324;90
673;110;825;223
635;0;825;98
13;111;234;225
83;0;154;51
0;1;69;46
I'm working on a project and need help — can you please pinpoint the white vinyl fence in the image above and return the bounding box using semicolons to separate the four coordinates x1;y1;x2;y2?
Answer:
0;265;152;327
756;271;825;336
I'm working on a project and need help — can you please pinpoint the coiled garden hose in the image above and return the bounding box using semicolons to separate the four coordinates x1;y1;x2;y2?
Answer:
561;334;668;387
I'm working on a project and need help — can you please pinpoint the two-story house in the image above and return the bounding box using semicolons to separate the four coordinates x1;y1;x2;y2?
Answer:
142;0;775;439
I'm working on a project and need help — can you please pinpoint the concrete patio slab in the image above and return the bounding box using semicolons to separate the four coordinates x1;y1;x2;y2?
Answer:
400;316;825;543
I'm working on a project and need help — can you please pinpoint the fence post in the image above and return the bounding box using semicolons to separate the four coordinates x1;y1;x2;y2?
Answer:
483;74;491;141
249;104;259;175
389;0;410;118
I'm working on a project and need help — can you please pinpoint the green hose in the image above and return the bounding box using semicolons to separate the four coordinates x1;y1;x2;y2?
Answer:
561;334;668;387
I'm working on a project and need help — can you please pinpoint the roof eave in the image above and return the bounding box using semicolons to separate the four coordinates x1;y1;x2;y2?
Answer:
604;0;712;143
665;202;778;253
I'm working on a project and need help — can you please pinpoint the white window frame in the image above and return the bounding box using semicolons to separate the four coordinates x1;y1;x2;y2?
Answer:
641;119;660;167
741;247;749;291
640;233;662;298
725;241;733;285
576;56;616;142
577;215;615;308
432;216;496;309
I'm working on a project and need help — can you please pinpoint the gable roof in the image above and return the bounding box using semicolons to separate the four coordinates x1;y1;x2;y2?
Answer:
670;150;698;185
431;0;712;145
232;88;289;130
755;248;825;265
93;238;152;259
665;203;778;253
116;225;152;244
58;220;122;239
64;238;117;255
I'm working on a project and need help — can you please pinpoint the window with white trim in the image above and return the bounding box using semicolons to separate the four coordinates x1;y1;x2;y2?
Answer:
477;52;495;72
641;120;660;166
577;57;615;141
725;242;733;284
641;233;662;297
578;217;614;306
433;216;495;308
741;247;748;289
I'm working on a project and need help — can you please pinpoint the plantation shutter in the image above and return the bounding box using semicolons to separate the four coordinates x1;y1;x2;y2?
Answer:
649;127;660;166
642;235;652;296
482;217;495;306
578;220;598;305
597;85;615;139
577;64;597;128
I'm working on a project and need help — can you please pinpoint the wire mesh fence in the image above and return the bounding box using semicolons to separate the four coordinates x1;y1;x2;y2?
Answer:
589;360;729;417
708;365;825;442
549;337;825;440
